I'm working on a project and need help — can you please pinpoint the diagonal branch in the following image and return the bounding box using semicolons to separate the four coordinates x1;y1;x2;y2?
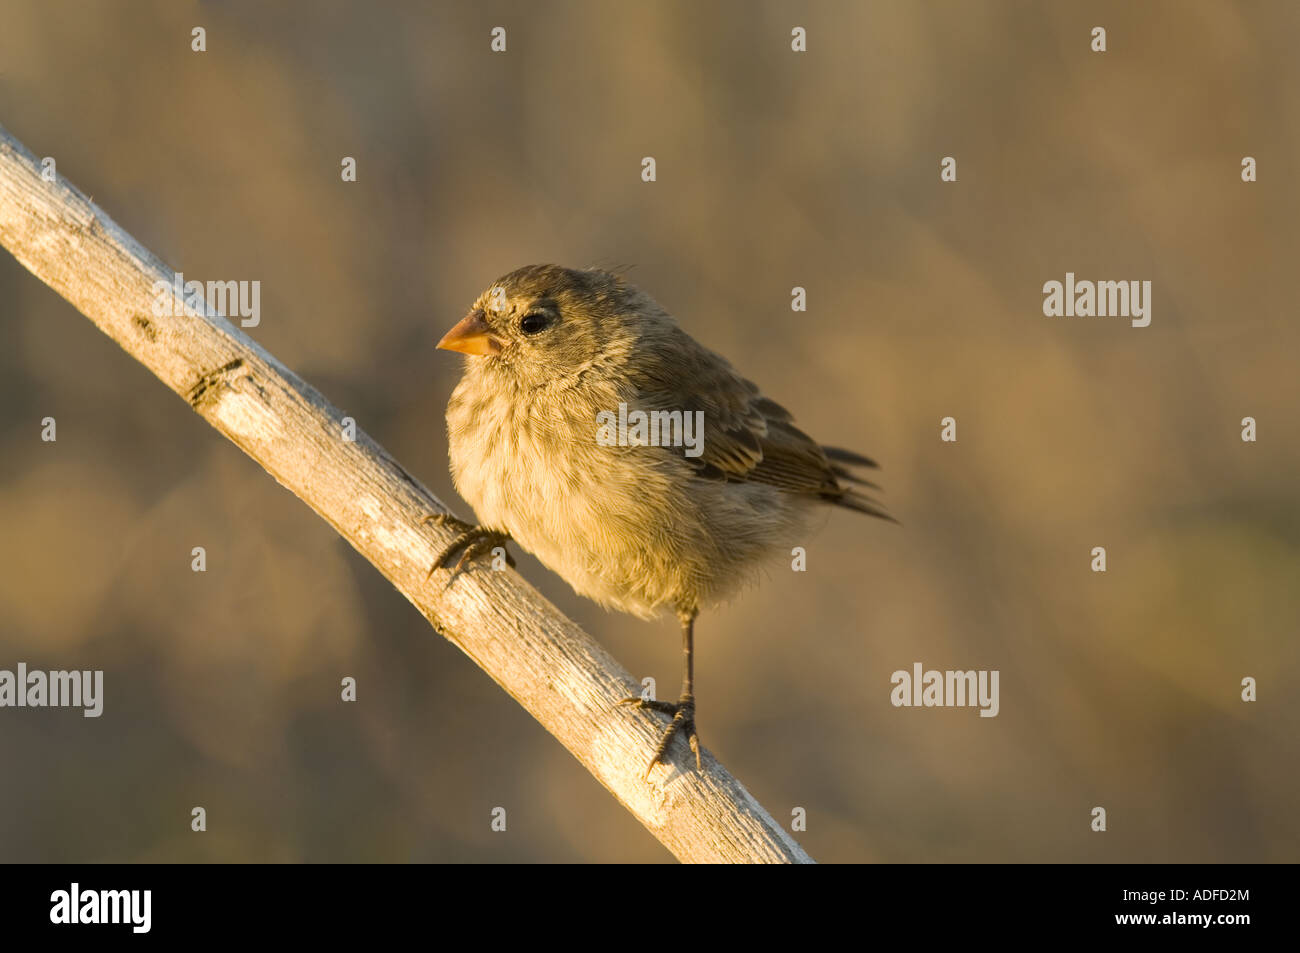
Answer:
0;123;813;864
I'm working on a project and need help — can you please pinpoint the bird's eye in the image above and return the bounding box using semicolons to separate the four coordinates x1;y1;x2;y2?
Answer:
519;313;548;335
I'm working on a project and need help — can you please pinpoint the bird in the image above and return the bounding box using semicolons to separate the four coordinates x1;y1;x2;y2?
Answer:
434;264;892;776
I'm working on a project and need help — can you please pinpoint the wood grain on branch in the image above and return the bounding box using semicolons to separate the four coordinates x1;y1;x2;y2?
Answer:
0;123;813;864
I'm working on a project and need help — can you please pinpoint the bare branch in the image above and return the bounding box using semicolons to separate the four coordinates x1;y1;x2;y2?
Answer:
0;123;813;864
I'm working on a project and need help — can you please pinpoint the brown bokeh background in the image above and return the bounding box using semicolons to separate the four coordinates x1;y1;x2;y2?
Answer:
1;1;1297;862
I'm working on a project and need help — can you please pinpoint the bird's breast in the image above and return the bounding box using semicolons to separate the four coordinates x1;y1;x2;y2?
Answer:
444;372;806;617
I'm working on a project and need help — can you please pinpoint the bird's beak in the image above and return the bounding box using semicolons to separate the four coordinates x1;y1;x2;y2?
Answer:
437;308;502;356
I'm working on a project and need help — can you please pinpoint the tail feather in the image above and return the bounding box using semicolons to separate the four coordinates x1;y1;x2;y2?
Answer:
826;489;898;523
823;445;880;469
829;463;881;491
821;444;896;523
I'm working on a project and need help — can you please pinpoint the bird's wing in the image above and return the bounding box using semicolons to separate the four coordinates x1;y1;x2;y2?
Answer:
627;329;892;519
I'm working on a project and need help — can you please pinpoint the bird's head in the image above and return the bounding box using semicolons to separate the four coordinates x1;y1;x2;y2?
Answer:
438;264;651;386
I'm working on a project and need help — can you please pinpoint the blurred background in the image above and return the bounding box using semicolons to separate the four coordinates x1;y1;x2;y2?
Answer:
1;0;1297;863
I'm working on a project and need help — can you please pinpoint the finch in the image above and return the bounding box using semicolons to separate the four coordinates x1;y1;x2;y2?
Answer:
435;264;891;775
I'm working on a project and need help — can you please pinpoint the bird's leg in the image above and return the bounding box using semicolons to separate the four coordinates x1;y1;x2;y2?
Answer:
422;513;514;581
619;608;701;777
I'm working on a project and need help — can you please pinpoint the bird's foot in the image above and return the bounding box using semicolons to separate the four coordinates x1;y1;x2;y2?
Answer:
619;693;701;777
422;513;514;581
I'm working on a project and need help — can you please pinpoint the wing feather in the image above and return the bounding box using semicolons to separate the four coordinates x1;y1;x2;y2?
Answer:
625;326;893;521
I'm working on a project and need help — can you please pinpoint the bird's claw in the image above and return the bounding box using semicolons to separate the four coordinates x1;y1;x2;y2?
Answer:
619;694;701;777
423;513;514;582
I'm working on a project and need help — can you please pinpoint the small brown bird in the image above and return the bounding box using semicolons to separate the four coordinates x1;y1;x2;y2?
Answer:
435;264;891;776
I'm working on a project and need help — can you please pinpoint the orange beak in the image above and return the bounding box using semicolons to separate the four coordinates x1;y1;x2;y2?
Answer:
437;308;502;356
